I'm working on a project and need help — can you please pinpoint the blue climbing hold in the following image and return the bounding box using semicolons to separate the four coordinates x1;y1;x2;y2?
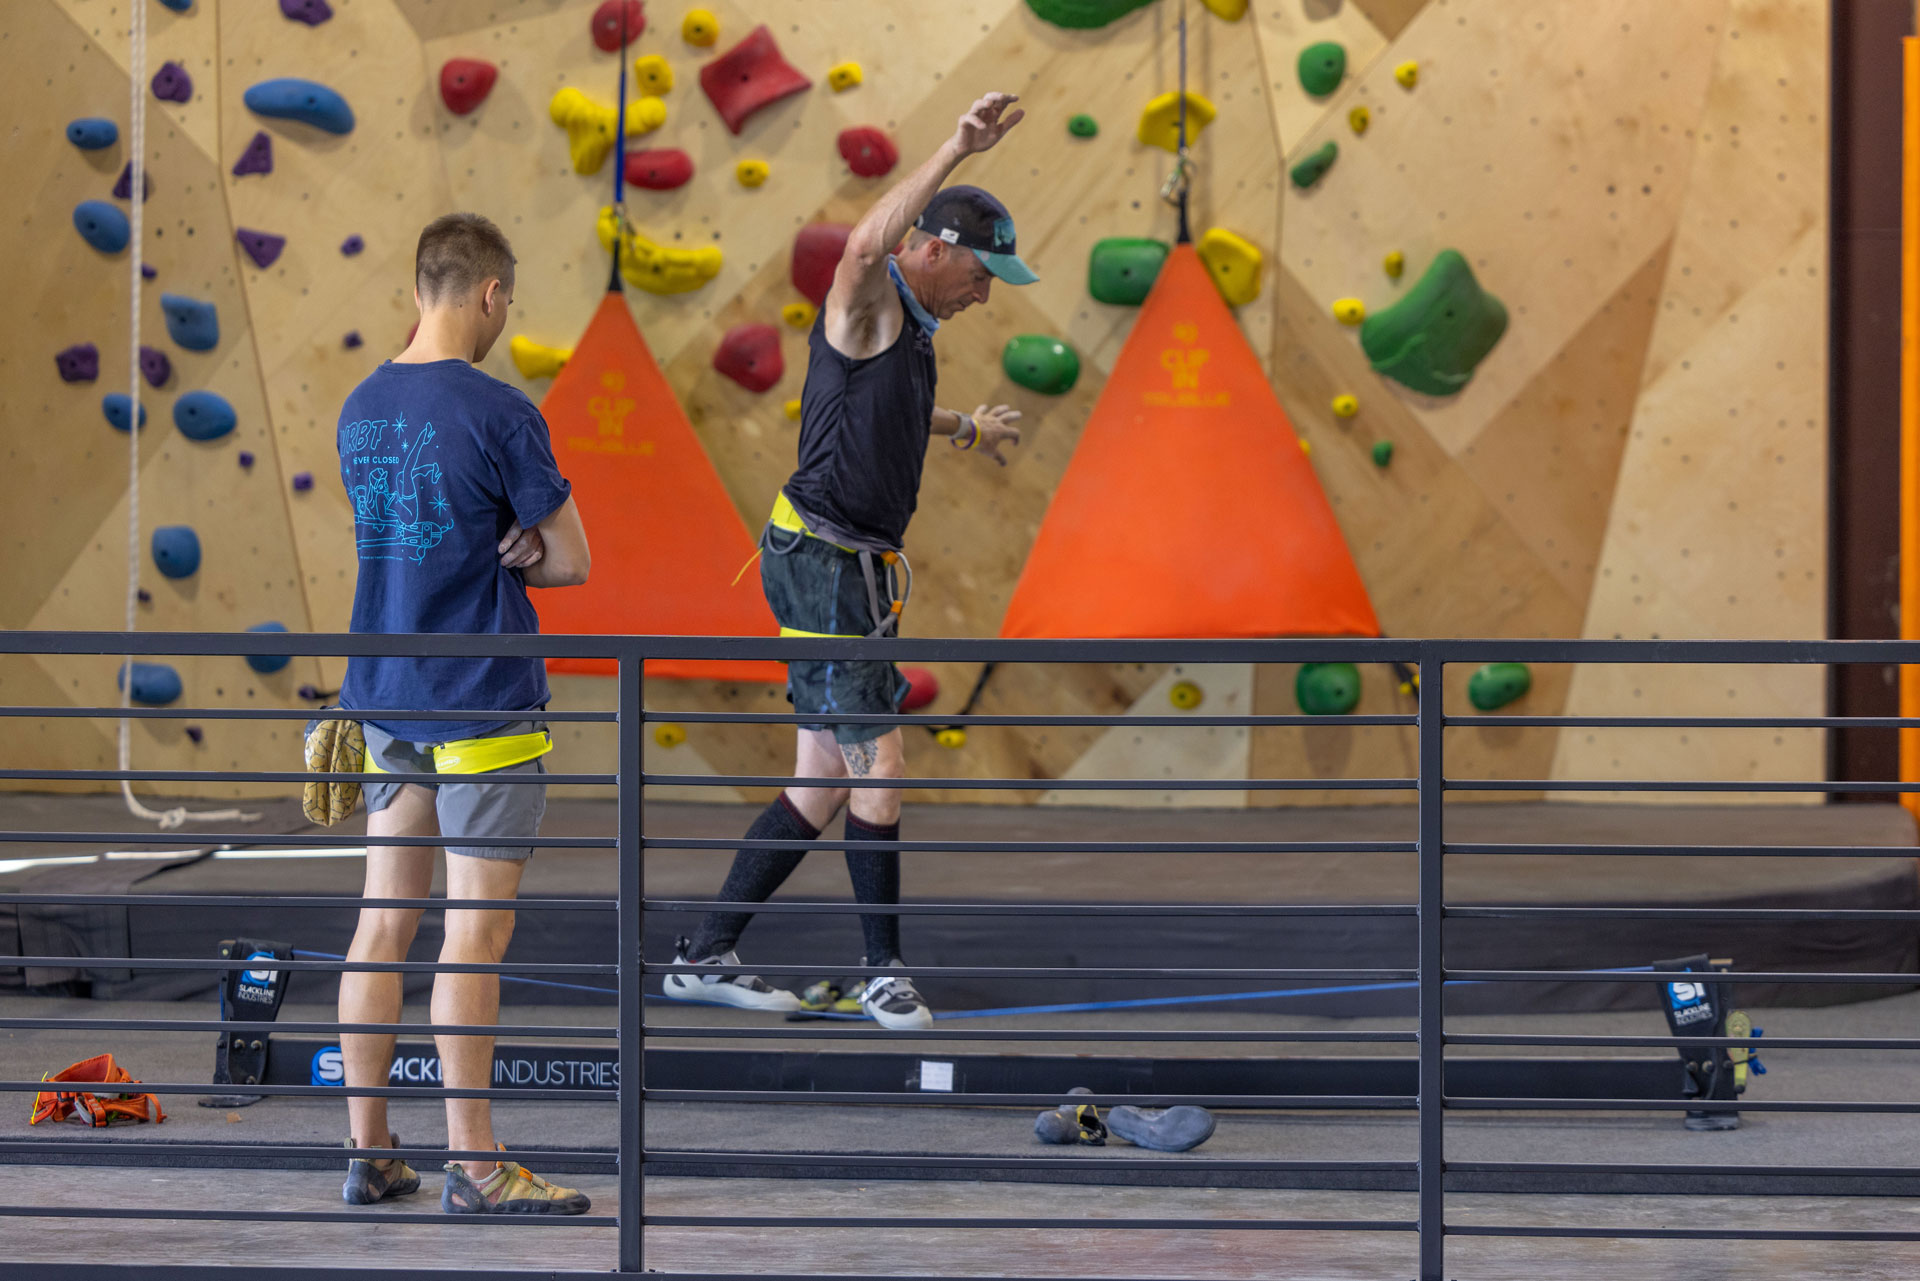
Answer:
102;394;147;432
244;78;355;134
245;621;292;674
73;200;130;253
151;526;202;579
67;118;118;150
119;662;183;706
157;0;193;10
56;343;99;383
173;390;236;441
160;293;219;350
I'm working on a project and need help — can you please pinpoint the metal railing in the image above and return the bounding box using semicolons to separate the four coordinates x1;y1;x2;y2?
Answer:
0;630;1916;1279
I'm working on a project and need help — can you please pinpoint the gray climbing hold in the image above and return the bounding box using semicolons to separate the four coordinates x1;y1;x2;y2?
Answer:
140;346;172;388
112;163;153;202
160;293;219;350
152;61;193;104
73;200;130;253
56;343;99;383
67;118;118;150
246;621;292;673
173;390;236;441
236;228;286;269
232;130;273;177
340;234;364;255
119;662;183;706
243;78;355;134
102;394;147;432
280;0;333;23
151;525;202;578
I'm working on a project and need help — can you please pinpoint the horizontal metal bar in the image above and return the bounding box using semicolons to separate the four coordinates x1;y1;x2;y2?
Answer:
1447;1032;1920;1051
1447;905;1920;922
644;1150;1415;1174
0;1017;613;1039
642;898;1418;918
645;1090;1414;1108
1448;715;1920;730
0;956;614;975
0;831;616;849
1447;1097;1920;1114
648;837;1417;855
0;893;615;912
0;768;611;786
0;1080;611;1102
1449;1225;1920;1243
644;1215;1417;1232
1457;778;1920;794
1419;639;1920;663
0;705;617;723
650;774;1414;792
1449;1160;1920;1179
0;1203;614;1226
671;710;1419;728
1447;969;1919;985
639;1026;1418;1043
647;963;1415;982
0;1141;615;1167
1446;842;1919;859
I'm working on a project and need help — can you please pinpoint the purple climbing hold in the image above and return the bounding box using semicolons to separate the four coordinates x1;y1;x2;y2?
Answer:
238;450;256;469
292;471;314;491
232;130;273;177
236;228;286;269
141;263;157;280
279;0;333;23
340;234;364;256
137;588;152;604
139;345;172;388
152;61;193;104
297;684;320;701
56;343;99;383
112;163;154;202
184;725;204;744
343;331;363;349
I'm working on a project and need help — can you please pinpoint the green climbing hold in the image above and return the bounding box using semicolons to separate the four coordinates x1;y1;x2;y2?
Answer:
1002;335;1081;395
1360;250;1509;396
1089;237;1169;306
1289;140;1337;190
1068;113;1099;138
1296;662;1362;716
1467;662;1531;712
1371;440;1393;467
1024;0;1155;29
1297;41;1346;97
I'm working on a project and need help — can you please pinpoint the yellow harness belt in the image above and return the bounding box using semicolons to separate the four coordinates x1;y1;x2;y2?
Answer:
762;493;910;639
364;729;553;776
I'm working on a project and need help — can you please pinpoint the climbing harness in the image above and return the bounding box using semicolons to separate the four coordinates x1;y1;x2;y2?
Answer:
760;493;912;639
29;1054;166;1128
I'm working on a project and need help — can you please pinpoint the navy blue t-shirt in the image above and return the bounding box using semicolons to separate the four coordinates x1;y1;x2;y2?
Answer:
336;359;571;741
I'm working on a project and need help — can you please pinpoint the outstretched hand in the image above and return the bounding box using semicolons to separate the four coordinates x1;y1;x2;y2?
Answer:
973;404;1022;467
953;93;1025;156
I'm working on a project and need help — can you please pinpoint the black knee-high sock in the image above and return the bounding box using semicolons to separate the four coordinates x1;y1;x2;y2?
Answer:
687;794;820;959
843;813;902;964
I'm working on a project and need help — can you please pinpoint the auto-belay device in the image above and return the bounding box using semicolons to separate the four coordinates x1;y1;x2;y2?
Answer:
1657;953;1763;1132
199;937;292;1108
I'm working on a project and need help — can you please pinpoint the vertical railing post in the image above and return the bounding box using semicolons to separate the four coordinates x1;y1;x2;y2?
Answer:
1416;649;1445;1281
617;645;645;1275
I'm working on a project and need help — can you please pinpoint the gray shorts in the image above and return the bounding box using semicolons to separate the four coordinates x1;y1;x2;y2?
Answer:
361;720;549;861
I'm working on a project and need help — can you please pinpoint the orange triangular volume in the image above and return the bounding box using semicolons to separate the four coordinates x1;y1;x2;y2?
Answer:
536;292;784;680
1001;245;1380;640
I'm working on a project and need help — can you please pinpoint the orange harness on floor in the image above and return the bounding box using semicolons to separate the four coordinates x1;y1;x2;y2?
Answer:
29;1053;167;1127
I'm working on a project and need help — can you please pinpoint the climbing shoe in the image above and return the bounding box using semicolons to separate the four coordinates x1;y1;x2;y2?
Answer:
342;1133;421;1205
854;958;933;1031
661;936;801;1012
1108;1104;1217;1152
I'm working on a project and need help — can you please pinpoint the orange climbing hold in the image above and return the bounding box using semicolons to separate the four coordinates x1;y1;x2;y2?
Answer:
534;292;783;681
1001;245;1379;640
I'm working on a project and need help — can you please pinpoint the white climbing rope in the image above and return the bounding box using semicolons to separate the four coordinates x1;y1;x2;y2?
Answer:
119;4;256;831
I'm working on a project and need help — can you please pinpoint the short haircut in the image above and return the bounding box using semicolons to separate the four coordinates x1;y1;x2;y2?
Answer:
415;212;516;304
904;227;935;251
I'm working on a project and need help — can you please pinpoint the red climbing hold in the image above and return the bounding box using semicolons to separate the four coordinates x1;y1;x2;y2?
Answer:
791;222;851;308
698;25;812;135
590;0;644;51
900;667;939;711
837;126;898;178
712;324;784;393
439;59;497;115
624;147;694;190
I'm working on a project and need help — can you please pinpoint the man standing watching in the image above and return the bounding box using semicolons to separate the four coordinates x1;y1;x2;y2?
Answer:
333;213;593;1214
666;93;1033;1030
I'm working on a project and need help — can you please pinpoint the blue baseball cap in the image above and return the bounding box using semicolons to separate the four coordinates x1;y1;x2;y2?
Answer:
914;185;1038;285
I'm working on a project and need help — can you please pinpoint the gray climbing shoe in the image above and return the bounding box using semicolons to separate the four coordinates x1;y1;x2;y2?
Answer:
1107;1104;1216;1152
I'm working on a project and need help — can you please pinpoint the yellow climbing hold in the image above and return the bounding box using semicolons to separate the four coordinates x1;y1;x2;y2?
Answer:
509;335;572;380
1299;438;1312;456
633;54;673;95
736;159;769;188
828;61;863;92
1348;104;1370;134
1383;250;1405;279
1168;680;1203;711
1333;297;1367;325
1136;90;1216;153
653;723;687;749
782;301;817;329
783;398;802;420
682;7;718;45
1331;394;1358;418
1394;60;1419;88
550;87;665;174
596;206;724;295
1199;0;1247;17
935;727;967;750
1195;227;1263;307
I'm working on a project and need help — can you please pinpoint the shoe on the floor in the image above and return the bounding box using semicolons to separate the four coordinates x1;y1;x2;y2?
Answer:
661;935;801;1011
1034;1086;1107;1145
442;1146;591;1215
342;1133;421;1205
1108;1104;1216;1152
855;957;934;1031
1683;1109;1740;1132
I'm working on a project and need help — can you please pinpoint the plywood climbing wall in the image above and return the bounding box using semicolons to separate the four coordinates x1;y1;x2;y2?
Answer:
1;0;1828;806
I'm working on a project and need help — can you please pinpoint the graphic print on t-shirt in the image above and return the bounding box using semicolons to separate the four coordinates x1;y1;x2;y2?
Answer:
340;412;452;562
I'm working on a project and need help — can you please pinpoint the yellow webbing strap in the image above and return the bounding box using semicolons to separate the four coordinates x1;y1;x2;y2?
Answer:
363;729;553;776
769;491;855;553
778;626;863;639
